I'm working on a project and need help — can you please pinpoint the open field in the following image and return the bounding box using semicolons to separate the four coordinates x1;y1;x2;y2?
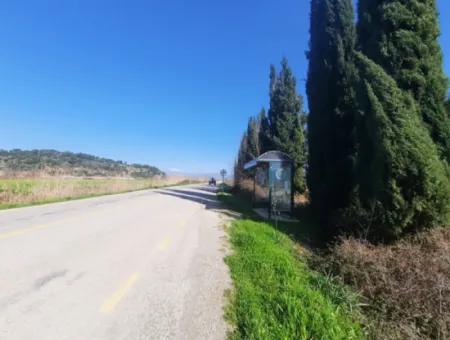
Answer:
0;176;199;209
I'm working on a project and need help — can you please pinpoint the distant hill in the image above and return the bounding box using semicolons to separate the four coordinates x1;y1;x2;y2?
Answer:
0;149;165;178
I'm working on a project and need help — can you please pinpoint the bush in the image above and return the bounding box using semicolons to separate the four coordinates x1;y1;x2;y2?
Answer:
314;228;450;339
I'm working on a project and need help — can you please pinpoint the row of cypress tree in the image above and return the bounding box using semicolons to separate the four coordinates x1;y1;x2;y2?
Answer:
235;0;449;241
234;58;307;193
307;0;450;241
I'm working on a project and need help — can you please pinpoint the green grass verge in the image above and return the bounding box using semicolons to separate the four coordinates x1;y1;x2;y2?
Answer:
218;190;322;246
219;192;363;339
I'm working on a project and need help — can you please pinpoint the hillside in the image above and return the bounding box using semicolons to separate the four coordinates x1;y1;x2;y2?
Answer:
0;149;165;178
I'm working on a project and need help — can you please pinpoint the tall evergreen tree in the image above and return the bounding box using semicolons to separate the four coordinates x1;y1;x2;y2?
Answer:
257;108;272;154
234;133;251;185
358;0;450;162
306;0;357;220
246;116;260;159
269;58;307;193
349;53;450;240
269;65;277;97
233;159;240;187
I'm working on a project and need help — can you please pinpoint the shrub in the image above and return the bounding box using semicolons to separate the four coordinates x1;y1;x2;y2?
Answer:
314;228;450;339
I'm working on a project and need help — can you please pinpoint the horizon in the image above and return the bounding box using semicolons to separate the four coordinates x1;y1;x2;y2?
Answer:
1;0;449;174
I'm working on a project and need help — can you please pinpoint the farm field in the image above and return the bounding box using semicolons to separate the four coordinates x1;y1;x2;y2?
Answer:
0;177;197;209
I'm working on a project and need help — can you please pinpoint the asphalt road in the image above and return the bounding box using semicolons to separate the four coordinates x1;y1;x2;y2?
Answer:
0;185;230;340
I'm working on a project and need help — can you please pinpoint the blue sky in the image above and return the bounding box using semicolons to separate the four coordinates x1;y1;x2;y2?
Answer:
0;1;449;174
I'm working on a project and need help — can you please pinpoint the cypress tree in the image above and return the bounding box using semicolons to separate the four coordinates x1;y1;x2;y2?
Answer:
269;65;277;97
246;116;260;159
268;59;307;193
306;0;357;221
233;159;240;187
258;108;272;154
358;0;450;162
234;133;251;185
349;53;450;240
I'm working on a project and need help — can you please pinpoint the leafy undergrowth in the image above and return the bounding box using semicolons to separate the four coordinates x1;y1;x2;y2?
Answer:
314;228;450;339
224;216;363;339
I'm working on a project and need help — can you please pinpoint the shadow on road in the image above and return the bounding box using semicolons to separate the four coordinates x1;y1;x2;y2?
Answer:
193;186;218;194
156;186;240;219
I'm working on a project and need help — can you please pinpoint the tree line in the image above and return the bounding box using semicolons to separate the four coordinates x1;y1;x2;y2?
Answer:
234;59;308;193
235;0;450;242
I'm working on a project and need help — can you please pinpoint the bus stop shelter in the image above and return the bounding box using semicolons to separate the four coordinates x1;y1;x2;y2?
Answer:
244;151;294;217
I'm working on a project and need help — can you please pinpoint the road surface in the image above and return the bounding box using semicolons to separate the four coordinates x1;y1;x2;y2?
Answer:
0;185;230;340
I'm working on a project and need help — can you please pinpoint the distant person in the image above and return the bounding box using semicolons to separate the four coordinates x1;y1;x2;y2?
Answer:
209;177;216;186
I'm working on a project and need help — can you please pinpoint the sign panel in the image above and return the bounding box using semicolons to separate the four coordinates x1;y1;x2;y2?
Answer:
269;162;291;212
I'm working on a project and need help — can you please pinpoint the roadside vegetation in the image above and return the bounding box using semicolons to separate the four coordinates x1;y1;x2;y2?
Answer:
313;229;450;339
230;1;449;339
221;188;450;339
219;191;363;339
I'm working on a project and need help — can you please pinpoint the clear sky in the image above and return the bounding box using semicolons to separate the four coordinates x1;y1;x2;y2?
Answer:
0;1;449;174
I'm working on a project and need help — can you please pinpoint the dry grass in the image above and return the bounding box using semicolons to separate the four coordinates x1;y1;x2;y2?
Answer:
294;192;308;205
313;228;450;339
236;178;254;193
0;176;197;209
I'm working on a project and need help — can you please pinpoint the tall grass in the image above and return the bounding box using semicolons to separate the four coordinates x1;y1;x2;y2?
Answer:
0;177;193;209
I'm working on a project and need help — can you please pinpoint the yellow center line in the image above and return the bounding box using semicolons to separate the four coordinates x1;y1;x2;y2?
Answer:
0;208;112;242
100;272;140;314
0;224;50;241
176;219;187;229
157;234;172;251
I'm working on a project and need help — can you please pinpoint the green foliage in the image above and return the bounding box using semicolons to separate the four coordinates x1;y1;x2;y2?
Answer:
269;64;277;97
257;108;273;154
306;0;358;221
234;60;307;193
246;116;260;159
235;133;251;184
0;149;164;178
235;108;274;184
269;59;307;193
347;53;450;240
358;0;450;162
225;218;362;339
306;0;450;241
